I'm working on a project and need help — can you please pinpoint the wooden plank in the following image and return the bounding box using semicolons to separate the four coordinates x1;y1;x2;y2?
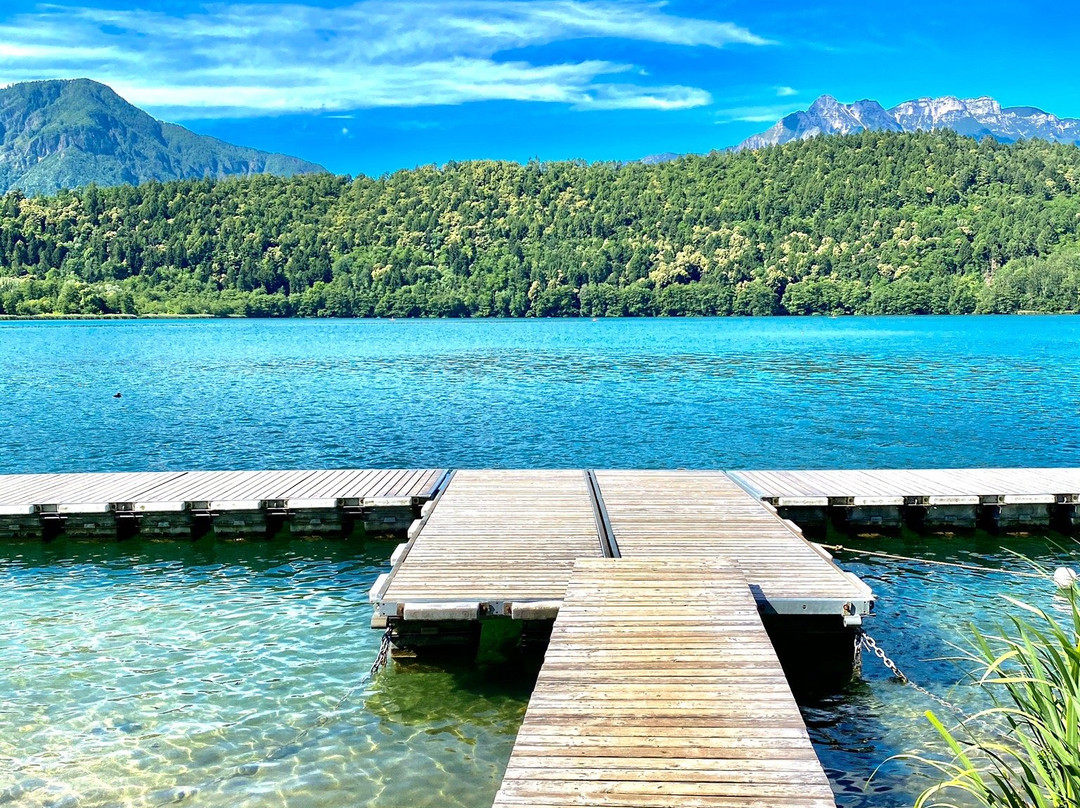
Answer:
380;470;603;610
0;469;446;511
492;558;835;808
731;468;1080;501
595;471;872;615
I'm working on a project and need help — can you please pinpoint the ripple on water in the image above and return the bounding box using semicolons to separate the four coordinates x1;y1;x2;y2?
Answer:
0;537;533;808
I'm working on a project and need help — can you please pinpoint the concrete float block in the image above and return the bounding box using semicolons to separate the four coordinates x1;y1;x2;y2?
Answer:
0;515;44;540
402;602;480;621
363;505;415;537
511;601;561;620
138;513;195;539
924;504;978;529
369;573;391;603
288;508;349;537
390;543;409;567
838;504;903;532
61;513;119;540
210;506;270;539
997;500;1053;529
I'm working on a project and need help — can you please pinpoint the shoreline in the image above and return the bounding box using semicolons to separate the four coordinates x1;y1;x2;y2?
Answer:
0;310;1074;321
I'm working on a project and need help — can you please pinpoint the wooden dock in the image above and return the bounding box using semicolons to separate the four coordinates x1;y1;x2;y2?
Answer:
492;558;836;808
0;468;445;539
376;470;605;622
731;468;1080;532
374;469;872;623
596;470;871;616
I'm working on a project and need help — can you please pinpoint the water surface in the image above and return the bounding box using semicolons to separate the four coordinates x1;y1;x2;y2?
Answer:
1;316;1078;472
2;316;1079;807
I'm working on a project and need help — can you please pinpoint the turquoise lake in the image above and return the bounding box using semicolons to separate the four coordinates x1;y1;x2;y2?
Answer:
2;315;1079;473
1;315;1079;807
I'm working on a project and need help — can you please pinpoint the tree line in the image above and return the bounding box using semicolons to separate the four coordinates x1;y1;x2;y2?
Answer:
1;130;1079;317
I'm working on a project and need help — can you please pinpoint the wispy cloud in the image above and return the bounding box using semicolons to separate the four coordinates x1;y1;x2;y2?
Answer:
715;103;803;123
775;85;798;97
0;1;772;117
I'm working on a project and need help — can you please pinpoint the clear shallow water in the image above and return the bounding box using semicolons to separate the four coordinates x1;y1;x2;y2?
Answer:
2;316;1080;807
1;316;1079;472
807;530;1080;807
2;534;1076;808
0;538;536;808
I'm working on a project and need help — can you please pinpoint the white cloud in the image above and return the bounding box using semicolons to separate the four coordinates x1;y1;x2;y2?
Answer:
776;85;798;97
715;103;802;123
0;1;771;117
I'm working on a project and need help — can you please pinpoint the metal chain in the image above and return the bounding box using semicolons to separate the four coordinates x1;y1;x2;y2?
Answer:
370;625;393;676
857;630;965;717
858;631;908;682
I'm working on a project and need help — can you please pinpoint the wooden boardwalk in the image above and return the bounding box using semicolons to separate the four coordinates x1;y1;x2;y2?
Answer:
377;470;605;619
731;468;1080;506
492;558;836;808
596;470;872;616
0;468;444;513
373;468;873;621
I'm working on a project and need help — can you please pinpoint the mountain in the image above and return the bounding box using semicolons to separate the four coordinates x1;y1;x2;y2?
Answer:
737;94;1080;151
639;151;682;165
0;79;325;194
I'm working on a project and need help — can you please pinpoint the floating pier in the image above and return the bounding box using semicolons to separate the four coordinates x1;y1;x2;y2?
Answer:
492;557;836;808
372;468;873;686
0;468;445;540
731;468;1080;535
7;466;1075;807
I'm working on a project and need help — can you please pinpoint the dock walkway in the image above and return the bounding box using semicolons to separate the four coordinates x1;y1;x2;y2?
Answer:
597;470;871;615
0;468;445;539
730;468;1080;531
373;469;873;622
378;470;605;620
492;557;836;808
732;467;1080;505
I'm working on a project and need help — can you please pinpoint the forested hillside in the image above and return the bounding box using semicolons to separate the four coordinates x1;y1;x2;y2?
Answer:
1;130;1079;317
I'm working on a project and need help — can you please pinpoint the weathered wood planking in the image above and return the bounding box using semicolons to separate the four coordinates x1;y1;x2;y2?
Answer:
731;468;1080;505
133;468;444;507
492;558;836;808
0;472;187;513
0;469;444;512
379;470;604;611
596;470;873;616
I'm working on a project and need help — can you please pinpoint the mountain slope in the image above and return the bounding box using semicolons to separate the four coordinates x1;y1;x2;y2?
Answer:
737;94;1080;150
0;79;325;194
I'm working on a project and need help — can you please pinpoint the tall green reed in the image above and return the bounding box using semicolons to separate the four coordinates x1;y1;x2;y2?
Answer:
907;587;1080;807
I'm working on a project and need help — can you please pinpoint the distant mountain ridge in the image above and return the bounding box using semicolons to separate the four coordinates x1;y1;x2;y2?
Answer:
737;94;1080;150
0;79;325;194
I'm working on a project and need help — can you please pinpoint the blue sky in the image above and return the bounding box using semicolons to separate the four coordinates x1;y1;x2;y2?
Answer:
1;0;1076;176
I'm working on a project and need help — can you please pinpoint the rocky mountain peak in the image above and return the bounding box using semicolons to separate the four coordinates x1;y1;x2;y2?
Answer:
737;93;1080;151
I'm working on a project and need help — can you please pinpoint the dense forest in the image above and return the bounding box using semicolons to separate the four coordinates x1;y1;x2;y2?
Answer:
1;130;1079;317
